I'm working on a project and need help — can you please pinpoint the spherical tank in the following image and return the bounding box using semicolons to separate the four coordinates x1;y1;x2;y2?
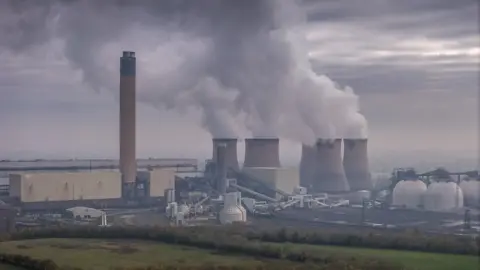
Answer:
459;180;480;207
219;192;245;224
423;182;464;211
392;180;427;208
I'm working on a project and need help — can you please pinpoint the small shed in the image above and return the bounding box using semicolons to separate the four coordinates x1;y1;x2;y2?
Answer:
66;206;105;220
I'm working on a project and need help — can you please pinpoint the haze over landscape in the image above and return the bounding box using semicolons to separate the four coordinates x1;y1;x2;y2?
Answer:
0;0;478;172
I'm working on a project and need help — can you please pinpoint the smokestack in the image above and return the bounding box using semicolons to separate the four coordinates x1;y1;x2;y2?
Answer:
120;51;136;199
343;139;373;190
215;143;228;194
212;138;239;171
313;139;350;193
299;144;316;189
244;138;281;168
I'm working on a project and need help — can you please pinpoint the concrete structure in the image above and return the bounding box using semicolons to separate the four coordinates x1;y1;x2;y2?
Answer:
215;143;228;194
120;51;137;199
313;139;350;193
459;179;480;207
243;167;298;199
299;144;316;189
137;169;175;197
66;206;105;220
343;139;373;190
212;138;239;171
9;171;122;203
392;180;427;208
423;182;464;211
243;138;281;168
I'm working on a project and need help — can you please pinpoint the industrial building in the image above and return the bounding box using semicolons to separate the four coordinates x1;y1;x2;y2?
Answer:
299;144;316;189
0;202;16;233
243;138;281;168
313;139;350;193
343;139;373;191
137;169;176;198
9;171;122;203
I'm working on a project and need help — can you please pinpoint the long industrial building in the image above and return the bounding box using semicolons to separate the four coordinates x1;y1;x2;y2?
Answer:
8;168;176;210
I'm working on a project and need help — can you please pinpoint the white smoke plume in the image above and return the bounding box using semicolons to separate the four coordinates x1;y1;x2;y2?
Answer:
0;0;368;141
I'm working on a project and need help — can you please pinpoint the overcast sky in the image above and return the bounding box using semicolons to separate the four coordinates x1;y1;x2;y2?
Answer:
0;0;478;169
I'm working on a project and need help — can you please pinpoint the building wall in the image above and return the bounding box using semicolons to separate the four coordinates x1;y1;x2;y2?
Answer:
144;169;176;197
9;171;122;203
242;167;299;198
8;174;21;198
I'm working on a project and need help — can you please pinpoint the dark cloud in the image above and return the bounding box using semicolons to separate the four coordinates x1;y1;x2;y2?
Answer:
0;0;478;162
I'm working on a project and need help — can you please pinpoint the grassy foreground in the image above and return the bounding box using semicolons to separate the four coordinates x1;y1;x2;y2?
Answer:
0;238;276;269
0;238;477;270
277;243;479;270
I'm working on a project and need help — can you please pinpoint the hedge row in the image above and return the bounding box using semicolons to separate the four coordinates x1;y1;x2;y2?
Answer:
0;253;57;270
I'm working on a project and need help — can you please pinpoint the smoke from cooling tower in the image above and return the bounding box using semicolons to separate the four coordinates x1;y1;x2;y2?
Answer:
0;0;367;142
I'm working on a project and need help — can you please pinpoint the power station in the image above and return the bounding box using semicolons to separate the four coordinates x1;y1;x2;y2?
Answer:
1;50;478;235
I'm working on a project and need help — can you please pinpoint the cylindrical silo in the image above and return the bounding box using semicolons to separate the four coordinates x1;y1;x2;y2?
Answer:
313;138;350;193
119;51;137;199
423;182;464;211
392;180;427;208
343;139;373;191
212;138;239;171
299;144;316;189
243;138;281;168
459;179;479;207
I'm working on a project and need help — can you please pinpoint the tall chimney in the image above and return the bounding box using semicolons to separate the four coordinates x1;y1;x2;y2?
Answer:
244;138;281;168
120;51;136;199
299;144;316;189
215;143;228;194
313;139;350;193
343;139;373;190
212;138;239;171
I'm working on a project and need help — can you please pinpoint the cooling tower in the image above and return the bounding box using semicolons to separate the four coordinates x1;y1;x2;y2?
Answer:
212;138;239;171
244;138;281;168
343;139;373;190
313;139;350;193
119;51;137;199
299;144;316;189
215;143;228;194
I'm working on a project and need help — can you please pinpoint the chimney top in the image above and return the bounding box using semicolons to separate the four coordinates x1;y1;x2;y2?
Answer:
122;51;135;58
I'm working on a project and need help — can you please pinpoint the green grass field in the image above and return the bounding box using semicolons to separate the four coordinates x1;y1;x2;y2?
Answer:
277;243;479;270
0;238;477;270
0;238;276;269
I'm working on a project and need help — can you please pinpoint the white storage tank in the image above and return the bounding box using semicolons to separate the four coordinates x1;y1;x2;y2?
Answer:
219;192;246;224
392;180;427;208
424;182;463;211
348;190;371;204
459;179;480;207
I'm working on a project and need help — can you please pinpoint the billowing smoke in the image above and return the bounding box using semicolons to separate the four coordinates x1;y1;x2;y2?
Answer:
0;0;368;141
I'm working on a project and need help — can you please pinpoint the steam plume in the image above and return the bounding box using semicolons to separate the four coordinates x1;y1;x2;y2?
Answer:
0;0;368;141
